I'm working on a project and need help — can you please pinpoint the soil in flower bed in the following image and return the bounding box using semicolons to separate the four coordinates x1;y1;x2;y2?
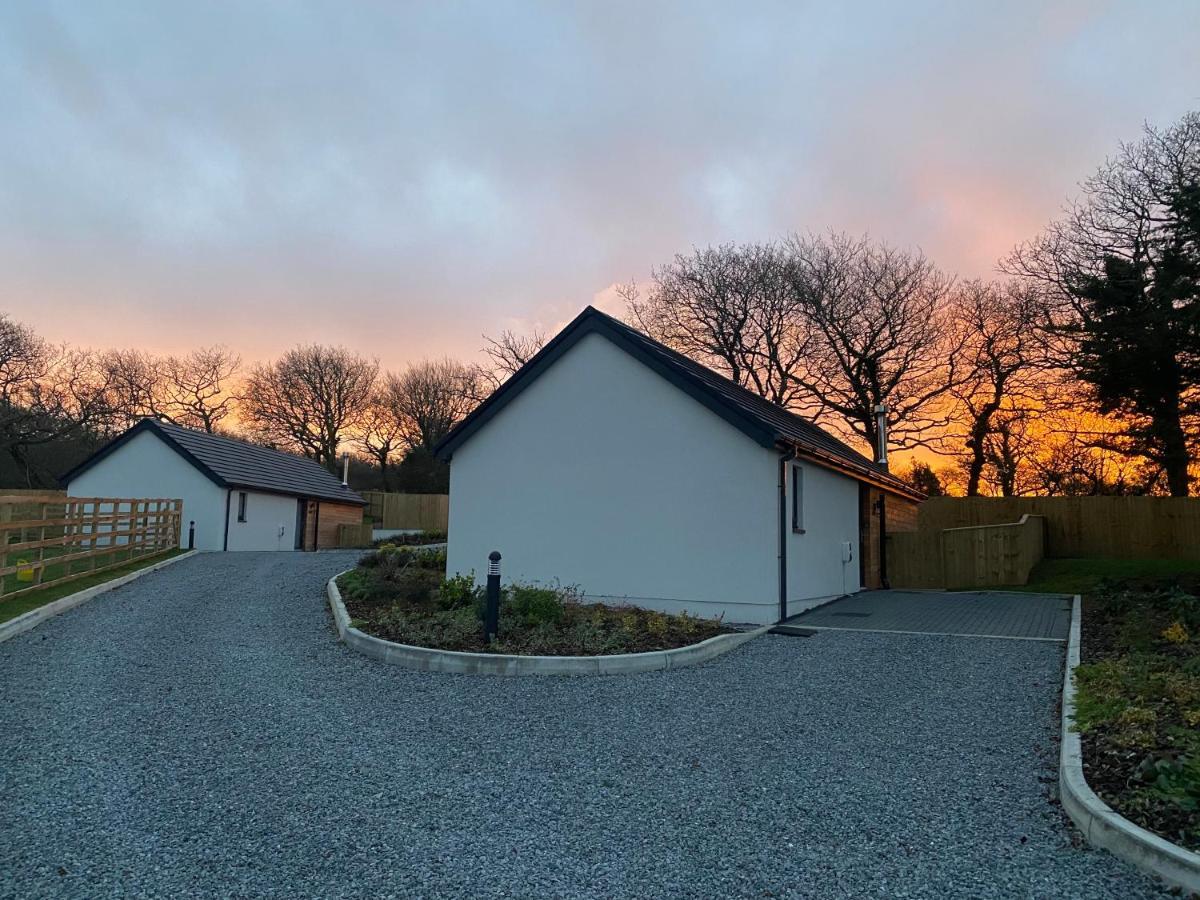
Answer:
1074;577;1200;851
337;546;733;656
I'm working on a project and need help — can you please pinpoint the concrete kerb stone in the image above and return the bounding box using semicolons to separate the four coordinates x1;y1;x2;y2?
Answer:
1059;593;1200;894
0;550;197;644
326;570;770;676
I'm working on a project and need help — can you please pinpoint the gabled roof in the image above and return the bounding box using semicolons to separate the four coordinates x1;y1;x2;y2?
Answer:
62;419;367;506
436;306;923;501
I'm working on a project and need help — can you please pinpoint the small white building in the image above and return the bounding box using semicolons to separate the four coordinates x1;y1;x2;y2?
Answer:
63;419;366;551
436;307;922;625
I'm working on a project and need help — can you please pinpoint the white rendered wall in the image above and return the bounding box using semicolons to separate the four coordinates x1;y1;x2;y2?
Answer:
446;332;780;624
225;490;298;551
785;461;862;612
66;430;227;551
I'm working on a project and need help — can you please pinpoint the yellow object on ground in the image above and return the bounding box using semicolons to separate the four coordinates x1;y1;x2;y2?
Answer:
16;559;35;583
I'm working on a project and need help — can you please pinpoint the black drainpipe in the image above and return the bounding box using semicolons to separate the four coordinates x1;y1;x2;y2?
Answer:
222;489;232;551
777;448;795;622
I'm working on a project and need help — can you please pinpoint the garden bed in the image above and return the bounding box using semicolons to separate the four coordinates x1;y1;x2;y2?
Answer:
336;545;732;656
1073;575;1200;852
371;530;447;547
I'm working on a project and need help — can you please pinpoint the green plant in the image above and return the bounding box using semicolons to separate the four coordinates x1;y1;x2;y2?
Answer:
505;584;565;627
1164;621;1191;645
374;606;479;648
437;573;481;611
1137;755;1200;812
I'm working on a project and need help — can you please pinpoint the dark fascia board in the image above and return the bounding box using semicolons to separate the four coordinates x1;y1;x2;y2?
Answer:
59;418;229;489
786;443;926;503
223;481;369;507
435;307;777;460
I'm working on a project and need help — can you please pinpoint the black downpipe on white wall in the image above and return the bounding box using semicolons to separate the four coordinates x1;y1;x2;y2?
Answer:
222;489;232;551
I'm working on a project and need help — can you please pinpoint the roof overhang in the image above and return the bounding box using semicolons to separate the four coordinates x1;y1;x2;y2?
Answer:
782;439;926;502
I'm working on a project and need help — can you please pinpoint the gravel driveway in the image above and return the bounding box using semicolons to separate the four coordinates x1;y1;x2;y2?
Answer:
0;552;1168;898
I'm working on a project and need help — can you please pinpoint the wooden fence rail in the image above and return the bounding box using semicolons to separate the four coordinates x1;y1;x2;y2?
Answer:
888;515;1047;590
0;497;182;602
913;496;1200;560
360;492;449;531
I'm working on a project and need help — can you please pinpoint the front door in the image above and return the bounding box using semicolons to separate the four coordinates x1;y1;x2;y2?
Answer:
294;499;307;550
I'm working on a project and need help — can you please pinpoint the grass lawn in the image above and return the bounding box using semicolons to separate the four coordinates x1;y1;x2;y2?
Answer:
1005;557;1200;595
0;548;186;625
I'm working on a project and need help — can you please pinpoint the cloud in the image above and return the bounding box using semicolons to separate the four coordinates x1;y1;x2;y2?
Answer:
1;0;1198;367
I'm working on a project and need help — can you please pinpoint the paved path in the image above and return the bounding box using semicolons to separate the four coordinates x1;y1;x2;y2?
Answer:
0;553;1166;898
790;590;1073;640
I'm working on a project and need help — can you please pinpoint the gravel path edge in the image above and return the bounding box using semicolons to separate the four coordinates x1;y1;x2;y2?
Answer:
0;550;196;644
1059;592;1200;893
326;570;770;675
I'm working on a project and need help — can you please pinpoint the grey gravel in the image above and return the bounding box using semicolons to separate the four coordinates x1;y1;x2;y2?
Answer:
0;552;1169;899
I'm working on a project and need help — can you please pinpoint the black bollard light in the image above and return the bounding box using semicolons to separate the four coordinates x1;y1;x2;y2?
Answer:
484;550;501;643
188;520;196;550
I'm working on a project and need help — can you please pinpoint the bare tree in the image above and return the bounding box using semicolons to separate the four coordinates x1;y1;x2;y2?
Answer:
483;329;545;378
624;242;814;408
942;280;1044;495
159;346;241;432
99;348;158;430
0;314;113;485
468;328;548;401
243;345;377;472
98;345;241;433
785;233;968;452
356;390;406;490
381;359;480;454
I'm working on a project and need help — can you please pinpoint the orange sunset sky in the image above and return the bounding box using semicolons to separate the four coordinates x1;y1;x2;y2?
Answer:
4;2;1200;374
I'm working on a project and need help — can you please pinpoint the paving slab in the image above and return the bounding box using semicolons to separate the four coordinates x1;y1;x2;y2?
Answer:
789;589;1073;640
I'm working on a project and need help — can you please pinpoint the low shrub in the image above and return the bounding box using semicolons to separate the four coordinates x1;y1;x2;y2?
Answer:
437;573;481;611
506;584;567;627
374;605;479;648
370;529;448;548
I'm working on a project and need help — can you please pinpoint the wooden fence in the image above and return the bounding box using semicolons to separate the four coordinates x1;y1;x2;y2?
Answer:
336;521;374;548
0;496;182;601
360;492;448;531
914;496;1200;560
888;515;1046;590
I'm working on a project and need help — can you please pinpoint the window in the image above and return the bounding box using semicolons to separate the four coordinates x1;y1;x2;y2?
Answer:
237;492;248;523
791;464;804;533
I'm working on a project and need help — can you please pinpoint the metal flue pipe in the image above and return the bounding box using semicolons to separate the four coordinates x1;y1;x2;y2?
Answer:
874;403;889;470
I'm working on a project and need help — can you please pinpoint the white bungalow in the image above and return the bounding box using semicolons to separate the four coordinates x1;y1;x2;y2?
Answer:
63;419;366;552
435;307;922;625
